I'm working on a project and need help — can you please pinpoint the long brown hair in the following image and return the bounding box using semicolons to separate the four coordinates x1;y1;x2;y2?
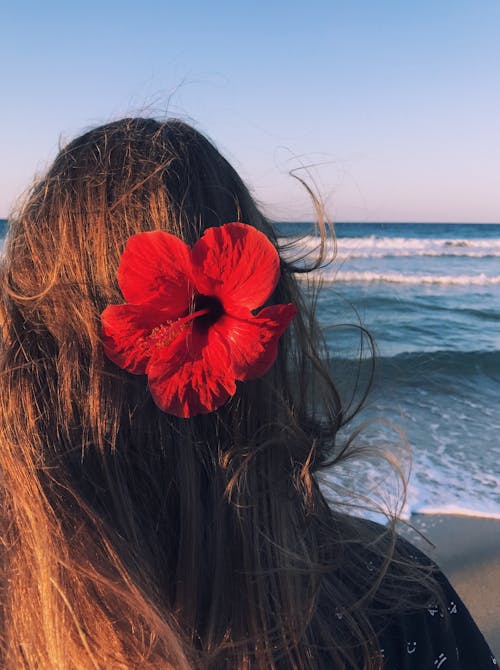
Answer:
0;118;431;669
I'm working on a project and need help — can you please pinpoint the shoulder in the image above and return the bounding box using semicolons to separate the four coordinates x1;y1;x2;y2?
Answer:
379;531;497;669
379;570;497;669
329;516;497;668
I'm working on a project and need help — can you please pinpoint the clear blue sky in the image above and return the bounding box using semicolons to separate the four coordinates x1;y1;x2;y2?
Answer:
2;0;500;222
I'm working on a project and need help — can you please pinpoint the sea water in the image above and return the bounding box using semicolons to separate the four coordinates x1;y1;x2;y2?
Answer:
276;222;500;521
1;220;499;520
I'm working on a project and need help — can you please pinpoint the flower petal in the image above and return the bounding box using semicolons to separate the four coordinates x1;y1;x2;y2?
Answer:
191;223;280;313
146;323;236;418
118;231;193;314
101;304;170;374
213;304;297;380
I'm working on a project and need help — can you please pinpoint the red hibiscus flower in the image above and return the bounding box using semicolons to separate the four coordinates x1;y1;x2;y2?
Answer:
101;222;296;418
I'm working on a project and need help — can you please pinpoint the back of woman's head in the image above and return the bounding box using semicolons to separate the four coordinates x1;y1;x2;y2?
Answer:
0;118;348;669
0;118;416;670
3;117;329;437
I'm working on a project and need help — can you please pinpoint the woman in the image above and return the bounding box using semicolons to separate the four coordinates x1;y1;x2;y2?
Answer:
0;118;494;668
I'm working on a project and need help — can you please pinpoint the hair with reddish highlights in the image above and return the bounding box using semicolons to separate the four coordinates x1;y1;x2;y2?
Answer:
0;118;433;669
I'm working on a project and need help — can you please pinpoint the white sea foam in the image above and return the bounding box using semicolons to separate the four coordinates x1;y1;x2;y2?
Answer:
278;235;500;260
321;406;500;523
299;270;500;286
324;460;500;523
409;505;500;520
333;271;500;285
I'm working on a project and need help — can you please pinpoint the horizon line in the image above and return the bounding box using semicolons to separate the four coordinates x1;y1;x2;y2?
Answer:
1;218;500;227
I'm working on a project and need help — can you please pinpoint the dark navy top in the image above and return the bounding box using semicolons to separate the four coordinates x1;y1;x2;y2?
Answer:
378;567;497;669
326;520;497;669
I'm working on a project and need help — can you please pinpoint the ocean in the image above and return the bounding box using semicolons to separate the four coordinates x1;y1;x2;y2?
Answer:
1;219;499;520
275;222;500;521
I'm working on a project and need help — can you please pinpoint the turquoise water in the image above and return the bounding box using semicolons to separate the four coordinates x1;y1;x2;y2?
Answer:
276;222;500;519
1;219;499;518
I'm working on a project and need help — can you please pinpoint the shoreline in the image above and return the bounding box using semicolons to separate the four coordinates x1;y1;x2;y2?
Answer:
399;513;500;659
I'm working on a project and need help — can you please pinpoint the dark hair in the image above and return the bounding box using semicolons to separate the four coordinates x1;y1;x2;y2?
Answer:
0;118;433;669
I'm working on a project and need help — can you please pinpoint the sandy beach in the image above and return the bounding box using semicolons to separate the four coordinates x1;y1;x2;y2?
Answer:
399;514;500;660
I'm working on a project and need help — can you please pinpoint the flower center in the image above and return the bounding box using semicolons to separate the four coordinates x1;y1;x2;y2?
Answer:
192;294;224;331
138;321;187;353
138;295;224;357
